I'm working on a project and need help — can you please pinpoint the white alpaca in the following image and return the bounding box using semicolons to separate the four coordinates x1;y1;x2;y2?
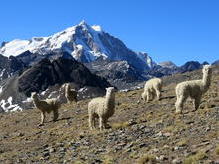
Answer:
88;87;115;130
175;65;212;114
141;78;162;102
31;92;61;126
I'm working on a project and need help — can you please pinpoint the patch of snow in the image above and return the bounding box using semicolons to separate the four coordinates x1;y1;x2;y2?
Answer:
22;97;32;103
48;91;58;98
0;86;3;94
0;96;22;112
91;25;102;32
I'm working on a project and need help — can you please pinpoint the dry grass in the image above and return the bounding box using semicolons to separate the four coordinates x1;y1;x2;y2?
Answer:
176;139;188;147
183;151;208;164
216;145;219;155
111;121;129;129
137;154;156;164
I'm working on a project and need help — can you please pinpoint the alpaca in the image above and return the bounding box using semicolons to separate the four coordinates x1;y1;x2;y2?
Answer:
31;92;61;126
64;83;77;104
88;87;115;130
175;65;212;114
141;78;162;102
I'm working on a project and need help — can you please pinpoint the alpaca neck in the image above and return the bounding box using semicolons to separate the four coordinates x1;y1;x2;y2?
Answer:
33;95;41;107
105;92;115;108
202;71;211;92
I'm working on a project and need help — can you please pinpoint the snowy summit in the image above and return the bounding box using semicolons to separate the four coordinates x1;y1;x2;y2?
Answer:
0;21;155;70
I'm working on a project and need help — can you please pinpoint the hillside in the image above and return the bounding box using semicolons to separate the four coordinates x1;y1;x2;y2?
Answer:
0;66;218;163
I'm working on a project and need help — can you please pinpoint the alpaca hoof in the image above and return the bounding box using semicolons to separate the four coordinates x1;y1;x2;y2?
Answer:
175;110;182;114
191;109;198;112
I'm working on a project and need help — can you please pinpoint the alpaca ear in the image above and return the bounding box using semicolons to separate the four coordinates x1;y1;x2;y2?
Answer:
31;92;35;97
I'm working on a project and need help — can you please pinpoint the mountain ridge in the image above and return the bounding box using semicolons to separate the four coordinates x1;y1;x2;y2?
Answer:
0;21;154;72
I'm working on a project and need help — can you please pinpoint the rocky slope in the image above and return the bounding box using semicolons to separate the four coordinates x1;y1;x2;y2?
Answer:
0;65;218;163
212;60;219;65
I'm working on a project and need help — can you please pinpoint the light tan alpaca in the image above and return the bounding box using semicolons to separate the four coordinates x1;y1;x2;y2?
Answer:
141;78;162;102
31;92;61;126
88;87;115;131
175;65;212;114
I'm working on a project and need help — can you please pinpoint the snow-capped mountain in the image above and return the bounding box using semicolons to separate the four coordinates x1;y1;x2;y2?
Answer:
0;21;155;71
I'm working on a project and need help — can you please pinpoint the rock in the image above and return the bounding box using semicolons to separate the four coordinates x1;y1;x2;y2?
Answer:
43;144;49;148
156;131;163;137
49;148;55;153
59;147;66;152
139;143;148;148
163;132;172;137
163;145;169;149
15;132;24;137
172;158;182;164
128;119;137;126
205;126;211;131
43;152;50;157
156;155;168;161
151;148;159;153
185;120;194;124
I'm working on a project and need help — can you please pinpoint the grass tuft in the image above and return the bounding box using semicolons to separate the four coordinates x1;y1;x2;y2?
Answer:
137;154;156;164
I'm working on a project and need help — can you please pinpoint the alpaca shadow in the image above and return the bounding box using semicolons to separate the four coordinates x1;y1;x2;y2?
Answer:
48;117;73;123
161;96;176;100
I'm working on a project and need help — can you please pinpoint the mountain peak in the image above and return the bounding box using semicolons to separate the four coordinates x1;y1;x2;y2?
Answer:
79;20;87;26
159;61;177;69
0;22;155;71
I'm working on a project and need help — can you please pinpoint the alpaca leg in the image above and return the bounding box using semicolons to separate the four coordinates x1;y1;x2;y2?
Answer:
103;118;107;129
142;93;146;102
103;119;109;128
93;116;96;129
99;117;104;131
175;95;186;114
39;112;45;126
155;89;161;100
146;91;150;102
152;90;156;101
194;96;201;111
53;109;59;122
89;114;94;130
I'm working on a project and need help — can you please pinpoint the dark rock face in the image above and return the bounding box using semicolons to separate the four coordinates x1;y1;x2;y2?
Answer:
16;50;74;66
98;32;151;71
147;61;209;77
179;61;203;73
85;57;146;89
18;57;111;96
0;54;27;80
147;65;179;77
212;60;219;65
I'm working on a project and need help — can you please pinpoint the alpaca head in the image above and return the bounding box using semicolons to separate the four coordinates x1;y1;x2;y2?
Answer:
106;87;115;95
202;65;212;75
31;92;38;100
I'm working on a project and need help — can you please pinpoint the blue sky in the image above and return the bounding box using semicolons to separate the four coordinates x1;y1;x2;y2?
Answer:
0;0;218;65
